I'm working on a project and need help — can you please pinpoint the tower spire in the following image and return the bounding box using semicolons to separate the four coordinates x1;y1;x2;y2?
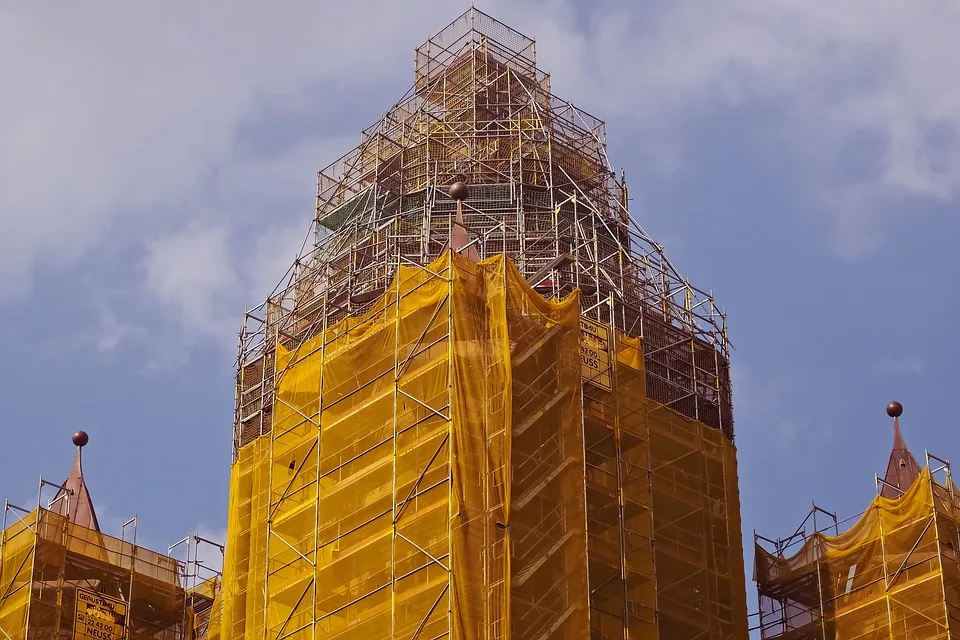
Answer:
52;430;101;532
880;401;922;499
447;181;480;262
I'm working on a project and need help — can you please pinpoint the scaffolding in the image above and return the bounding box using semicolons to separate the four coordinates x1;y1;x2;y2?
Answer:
584;326;747;639
168;533;225;640
234;8;732;454
223;251;747;639
0;482;226;640
222;252;590;639
0;484;185;639
755;452;960;639
225;8;747;640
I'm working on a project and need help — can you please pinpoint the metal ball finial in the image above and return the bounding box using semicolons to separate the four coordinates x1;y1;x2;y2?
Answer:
72;430;89;448
449;182;470;201
886;401;903;419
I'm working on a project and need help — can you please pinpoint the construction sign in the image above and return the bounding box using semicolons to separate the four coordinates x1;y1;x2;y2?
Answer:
74;588;127;640
580;317;612;391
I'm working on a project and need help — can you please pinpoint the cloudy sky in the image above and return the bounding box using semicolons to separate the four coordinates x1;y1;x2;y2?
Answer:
2;0;958;630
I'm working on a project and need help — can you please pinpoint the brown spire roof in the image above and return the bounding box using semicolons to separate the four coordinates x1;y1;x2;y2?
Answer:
880;402;922;499
447;182;480;262
51;431;101;532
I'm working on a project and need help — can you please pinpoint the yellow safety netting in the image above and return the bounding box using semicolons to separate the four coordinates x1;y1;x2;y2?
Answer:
0;508;184;639
756;466;960;639
221;251;590;640
206;590;222;640
647;401;747;639
0;511;35;636
583;332;655;639
220;436;269;639
221;250;748;640
585;333;748;640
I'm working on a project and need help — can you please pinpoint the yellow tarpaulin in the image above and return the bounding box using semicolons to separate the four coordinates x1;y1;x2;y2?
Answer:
756;466;960;639
0;508;185;639
221;251;748;640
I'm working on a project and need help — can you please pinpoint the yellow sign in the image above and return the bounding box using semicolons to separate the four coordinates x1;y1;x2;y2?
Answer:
580;317;611;391
74;588;127;640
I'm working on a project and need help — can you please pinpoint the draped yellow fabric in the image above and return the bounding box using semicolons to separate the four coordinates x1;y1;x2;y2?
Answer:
220;251;748;639
205;590;222;640
756;466;960;639
0;508;185;639
220;252;590;640
0;512;35;636
220;437;270;640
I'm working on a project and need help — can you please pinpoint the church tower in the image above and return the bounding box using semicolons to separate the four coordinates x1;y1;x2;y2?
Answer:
755;402;960;639
222;8;749;640
0;433;192;639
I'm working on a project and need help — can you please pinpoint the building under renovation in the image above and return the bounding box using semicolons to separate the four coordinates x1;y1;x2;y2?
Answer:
754;402;960;639
225;8;748;640
0;432;221;640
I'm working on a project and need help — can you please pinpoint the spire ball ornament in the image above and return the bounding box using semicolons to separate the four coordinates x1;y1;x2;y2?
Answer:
449;181;470;201
72;430;89;448
886;401;903;419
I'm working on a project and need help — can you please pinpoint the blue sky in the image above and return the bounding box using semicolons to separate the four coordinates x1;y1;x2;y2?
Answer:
2;0;958;629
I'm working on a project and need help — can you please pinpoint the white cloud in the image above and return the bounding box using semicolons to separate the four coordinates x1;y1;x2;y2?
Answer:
249;223;311;303
563;1;960;255
874;354;925;376
135;137;347;359
62;305;149;358
143;224;240;341
0;0;455;302
2;0;959;353
776;420;801;443
729;361;795;420
89;308;148;355
729;362;811;453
